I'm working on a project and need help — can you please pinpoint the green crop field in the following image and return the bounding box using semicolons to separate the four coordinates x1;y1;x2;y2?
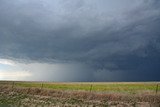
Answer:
5;81;160;93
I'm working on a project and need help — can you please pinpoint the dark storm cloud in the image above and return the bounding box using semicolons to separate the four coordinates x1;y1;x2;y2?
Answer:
0;0;160;81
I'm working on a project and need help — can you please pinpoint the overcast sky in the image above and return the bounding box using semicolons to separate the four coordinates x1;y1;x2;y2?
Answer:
0;0;160;81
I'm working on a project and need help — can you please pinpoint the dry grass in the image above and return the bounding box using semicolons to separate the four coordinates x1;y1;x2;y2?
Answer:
0;82;160;107
0;85;160;107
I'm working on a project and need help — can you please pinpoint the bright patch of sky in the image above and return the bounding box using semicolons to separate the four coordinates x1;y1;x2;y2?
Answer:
0;59;31;80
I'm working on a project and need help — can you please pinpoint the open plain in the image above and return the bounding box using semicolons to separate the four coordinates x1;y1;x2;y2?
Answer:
0;81;160;107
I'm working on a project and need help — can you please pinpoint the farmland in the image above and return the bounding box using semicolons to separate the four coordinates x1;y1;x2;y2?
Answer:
0;81;160;107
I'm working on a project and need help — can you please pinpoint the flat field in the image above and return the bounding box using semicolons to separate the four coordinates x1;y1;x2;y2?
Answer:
0;81;160;107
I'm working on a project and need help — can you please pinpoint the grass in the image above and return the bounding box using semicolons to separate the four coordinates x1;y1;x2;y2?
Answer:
9;82;160;94
0;81;160;106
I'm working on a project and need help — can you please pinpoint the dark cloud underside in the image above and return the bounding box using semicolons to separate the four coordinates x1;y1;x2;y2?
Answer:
0;0;160;81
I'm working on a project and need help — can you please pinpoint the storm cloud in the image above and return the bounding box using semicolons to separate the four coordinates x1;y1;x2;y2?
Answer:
0;0;160;81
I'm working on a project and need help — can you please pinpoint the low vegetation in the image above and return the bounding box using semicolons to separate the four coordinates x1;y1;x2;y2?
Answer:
0;81;160;107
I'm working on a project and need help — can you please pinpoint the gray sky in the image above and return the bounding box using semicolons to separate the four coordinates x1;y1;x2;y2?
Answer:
0;0;160;81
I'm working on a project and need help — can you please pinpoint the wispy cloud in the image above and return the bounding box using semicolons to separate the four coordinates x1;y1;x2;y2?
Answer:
0;59;16;66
